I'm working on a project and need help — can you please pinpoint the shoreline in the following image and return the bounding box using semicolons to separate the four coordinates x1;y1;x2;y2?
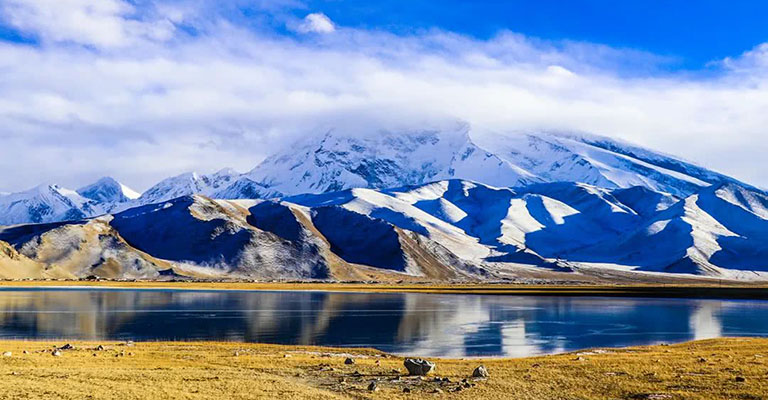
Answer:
0;337;763;399
0;280;767;300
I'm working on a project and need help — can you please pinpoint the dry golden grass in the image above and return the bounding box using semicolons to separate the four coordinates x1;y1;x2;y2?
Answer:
0;338;764;399
0;280;766;300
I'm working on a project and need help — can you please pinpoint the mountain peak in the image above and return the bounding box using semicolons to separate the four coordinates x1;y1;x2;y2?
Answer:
248;121;534;196
77;177;139;203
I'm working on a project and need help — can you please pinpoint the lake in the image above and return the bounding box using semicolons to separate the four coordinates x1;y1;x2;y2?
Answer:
0;288;766;357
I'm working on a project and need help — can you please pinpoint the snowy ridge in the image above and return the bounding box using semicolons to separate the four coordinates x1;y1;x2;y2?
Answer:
77;177;139;204
0;178;767;281
0;125;756;227
0;184;102;225
0;124;766;281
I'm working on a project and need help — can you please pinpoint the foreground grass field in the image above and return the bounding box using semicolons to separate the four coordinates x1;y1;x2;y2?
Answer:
0;338;764;399
0;280;767;299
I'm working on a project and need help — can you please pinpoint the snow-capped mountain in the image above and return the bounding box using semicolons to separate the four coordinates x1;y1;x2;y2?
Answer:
2;178;765;281
247;125;749;198
0;177;140;226
480;132;744;198
0;184;103;226
1;123;766;281
134;168;278;206
248;122;537;196
77;177;140;204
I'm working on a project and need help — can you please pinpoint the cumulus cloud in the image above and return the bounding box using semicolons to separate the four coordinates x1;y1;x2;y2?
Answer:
0;0;176;48
296;12;335;34
0;1;766;193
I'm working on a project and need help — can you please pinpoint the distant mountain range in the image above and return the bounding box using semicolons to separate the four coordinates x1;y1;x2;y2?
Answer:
0;124;765;282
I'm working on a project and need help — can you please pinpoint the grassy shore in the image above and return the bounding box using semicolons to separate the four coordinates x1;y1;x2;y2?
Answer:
0;280;767;299
0;338;764;399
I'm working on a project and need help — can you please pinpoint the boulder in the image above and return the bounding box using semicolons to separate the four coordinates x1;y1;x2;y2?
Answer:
472;365;489;378
404;358;435;376
344;357;355;365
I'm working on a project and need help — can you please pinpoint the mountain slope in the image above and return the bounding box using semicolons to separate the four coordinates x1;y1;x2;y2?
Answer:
0;179;766;281
77;177;139;204
134;170;278;207
248;123;537;196
568;183;768;278
247;126;752;199
479;132;741;198
0;184;102;226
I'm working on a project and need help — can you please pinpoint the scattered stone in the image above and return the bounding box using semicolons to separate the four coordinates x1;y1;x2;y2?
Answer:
735;376;747;382
2;352;11;357
52;350;62;357
125;341;135;347
636;395;672;400
22;350;28;355
96;345;105;351
574;356;586;361
432;388;443;394
93;353;98;357
697;357;707;363
367;381;378;392
352;370;362;377
234;351;240;357
531;363;541;368
283;354;291;358
472;365;490;378
128;352;134;356
404;358;436;376
344;357;355;365
59;344;74;350
390;368;400;374
403;387;411;393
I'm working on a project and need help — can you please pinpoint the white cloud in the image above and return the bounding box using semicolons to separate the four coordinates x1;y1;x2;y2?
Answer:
296;12;335;34
1;0;174;47
0;1;766;193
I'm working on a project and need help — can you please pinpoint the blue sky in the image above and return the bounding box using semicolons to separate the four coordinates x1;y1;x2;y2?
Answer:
291;0;768;70
0;0;766;192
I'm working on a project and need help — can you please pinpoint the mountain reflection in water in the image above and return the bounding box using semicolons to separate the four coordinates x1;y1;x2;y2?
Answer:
0;289;766;357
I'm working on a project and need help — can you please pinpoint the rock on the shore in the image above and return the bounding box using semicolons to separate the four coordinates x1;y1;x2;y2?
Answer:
2;352;11;357
472;365;489;378
404;358;436;376
344;357;355;365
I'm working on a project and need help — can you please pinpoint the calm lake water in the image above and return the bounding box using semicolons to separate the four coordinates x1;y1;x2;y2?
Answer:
0;288;766;357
